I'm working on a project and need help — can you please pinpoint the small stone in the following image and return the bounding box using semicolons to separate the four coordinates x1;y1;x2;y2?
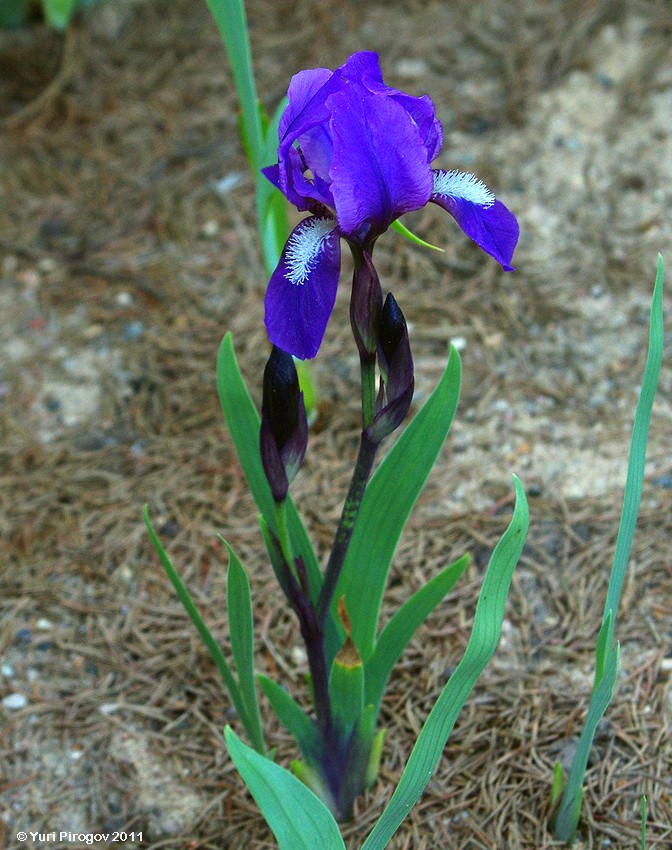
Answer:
2;693;28;710
1;663;14;677
36;618;52;630
122;321;144;340
291;646;307;666
115;291;133;307
15;628;32;645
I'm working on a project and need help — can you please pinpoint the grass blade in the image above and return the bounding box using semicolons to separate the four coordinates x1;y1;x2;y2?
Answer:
225;726;346;850
364;554;469;711
335;345;462;663
143;506;262;751
223;539;265;755
361;475;528;850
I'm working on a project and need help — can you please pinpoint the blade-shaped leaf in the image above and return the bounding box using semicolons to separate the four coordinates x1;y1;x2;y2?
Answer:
257;96;290;276
258;675;321;760
361;475;528;850
225;726;346;850
144;507;263;752
204;0;263;172
42;0;78;29
216;334;319;599
364;554;469;712
391;218;444;252
335;345;462;663
602;254;664;649
224;539;265;756
553;643;620;843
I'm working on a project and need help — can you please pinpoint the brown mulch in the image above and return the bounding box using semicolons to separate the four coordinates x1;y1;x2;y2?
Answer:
1;2;671;849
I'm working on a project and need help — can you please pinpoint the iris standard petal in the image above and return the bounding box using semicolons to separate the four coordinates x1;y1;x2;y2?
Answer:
430;169;519;271
328;89;434;240
279;68;334;139
264;216;341;360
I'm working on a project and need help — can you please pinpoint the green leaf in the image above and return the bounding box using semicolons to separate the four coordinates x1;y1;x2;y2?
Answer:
143;507;263;752
42;0;78;29
216;334;341;661
391;218;444;252
553;256;664;844
225;726;346;850
204;0;263;173
216;334;318;597
550;761;564;807
258;675;321;760
364;554;469;712
361;475;529;850
223;539;265;756
641;794;647;850
256;96;290;276
602;255;665;649
335;344;462;663
0;0;30;28
553;643;620;843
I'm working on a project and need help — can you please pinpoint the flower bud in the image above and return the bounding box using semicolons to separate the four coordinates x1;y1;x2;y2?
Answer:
260;346;308;501
366;293;414;444
350;251;383;359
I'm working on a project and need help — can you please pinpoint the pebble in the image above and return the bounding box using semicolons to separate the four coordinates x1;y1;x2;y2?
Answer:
2;693;27;710
14;628;32;645
122;321;145;340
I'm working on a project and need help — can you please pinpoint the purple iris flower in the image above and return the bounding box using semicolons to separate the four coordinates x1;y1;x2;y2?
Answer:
263;51;519;360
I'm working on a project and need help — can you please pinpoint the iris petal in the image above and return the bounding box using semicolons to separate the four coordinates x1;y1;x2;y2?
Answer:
329;89;433;240
264;217;341;360
430;169;519;270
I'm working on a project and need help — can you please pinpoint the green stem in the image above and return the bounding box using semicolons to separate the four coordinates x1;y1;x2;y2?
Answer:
275;500;295;579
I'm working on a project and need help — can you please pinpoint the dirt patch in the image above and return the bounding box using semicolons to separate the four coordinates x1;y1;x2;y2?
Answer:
1;1;671;848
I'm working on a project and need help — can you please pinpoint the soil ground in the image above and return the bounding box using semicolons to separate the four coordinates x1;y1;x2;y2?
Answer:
1;1;671;848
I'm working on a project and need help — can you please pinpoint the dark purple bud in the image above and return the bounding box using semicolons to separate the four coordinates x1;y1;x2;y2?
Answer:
367;294;414;444
350;251;383;359
260;347;308;501
378;293;405;376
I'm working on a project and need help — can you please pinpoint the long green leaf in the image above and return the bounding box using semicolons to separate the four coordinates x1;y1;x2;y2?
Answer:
364;554;469;712
336;344;462;663
225;726;346;850
554;255;664;844
217;334;341;660
144;506;262;751
258;675;321;759
602;254;664;649
553;643;620;842
361;475;528;850
204;0;263;172
216;333;321;601
257;96;290;276
224;539;265;755
42;0;78;29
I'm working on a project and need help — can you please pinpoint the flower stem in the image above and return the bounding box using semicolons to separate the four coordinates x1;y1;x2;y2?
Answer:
274;499;295;579
316;432;378;627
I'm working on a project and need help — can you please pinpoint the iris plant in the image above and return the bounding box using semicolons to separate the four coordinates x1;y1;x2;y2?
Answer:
148;47;530;838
